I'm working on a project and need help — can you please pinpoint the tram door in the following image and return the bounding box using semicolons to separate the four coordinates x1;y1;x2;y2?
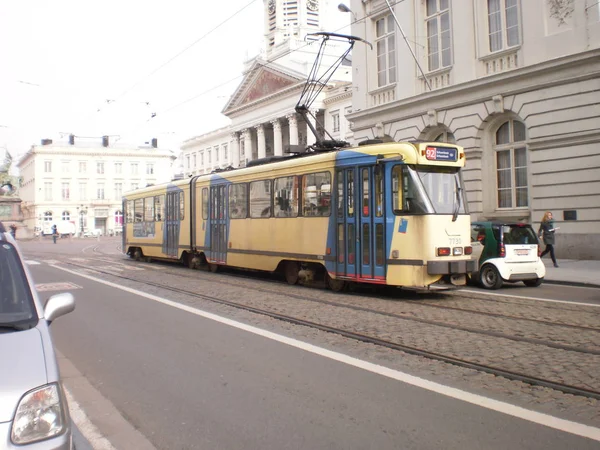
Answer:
335;166;385;281
164;191;181;257
208;184;227;263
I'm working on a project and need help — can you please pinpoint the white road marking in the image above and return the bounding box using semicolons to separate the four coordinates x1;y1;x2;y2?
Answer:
64;389;117;450
459;289;600;308
36;282;82;292
25;260;41;265
50;264;600;443
42;259;60;265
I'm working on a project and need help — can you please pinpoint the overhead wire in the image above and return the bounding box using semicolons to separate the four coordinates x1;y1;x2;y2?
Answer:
84;0;260;121
111;0;412;139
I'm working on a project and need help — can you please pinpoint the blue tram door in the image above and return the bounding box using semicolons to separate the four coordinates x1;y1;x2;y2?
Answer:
335;166;386;282
208;184;227;264
164;190;181;257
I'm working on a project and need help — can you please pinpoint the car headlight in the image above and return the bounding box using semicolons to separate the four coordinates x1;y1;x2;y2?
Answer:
11;383;66;445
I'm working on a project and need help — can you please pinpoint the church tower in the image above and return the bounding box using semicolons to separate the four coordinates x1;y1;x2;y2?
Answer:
264;0;324;59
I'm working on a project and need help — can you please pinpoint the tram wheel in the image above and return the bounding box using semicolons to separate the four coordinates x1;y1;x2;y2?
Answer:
209;263;220;273
479;264;503;290
327;274;346;292
133;249;142;262
284;261;300;285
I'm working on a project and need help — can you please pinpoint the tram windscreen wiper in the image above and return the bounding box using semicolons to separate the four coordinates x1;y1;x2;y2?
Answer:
452;176;461;222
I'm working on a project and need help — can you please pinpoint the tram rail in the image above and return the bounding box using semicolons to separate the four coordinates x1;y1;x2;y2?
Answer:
56;259;600;401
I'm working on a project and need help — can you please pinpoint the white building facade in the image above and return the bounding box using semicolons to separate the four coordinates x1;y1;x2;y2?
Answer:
17;137;177;236
181;0;353;176
347;0;600;259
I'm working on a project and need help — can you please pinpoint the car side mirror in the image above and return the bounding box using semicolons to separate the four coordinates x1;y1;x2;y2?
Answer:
45;292;75;323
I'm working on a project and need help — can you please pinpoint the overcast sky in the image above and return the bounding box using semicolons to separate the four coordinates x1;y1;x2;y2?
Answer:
0;0;267;157
0;0;351;160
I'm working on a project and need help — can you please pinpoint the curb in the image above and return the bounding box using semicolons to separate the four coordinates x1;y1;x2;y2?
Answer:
544;279;600;289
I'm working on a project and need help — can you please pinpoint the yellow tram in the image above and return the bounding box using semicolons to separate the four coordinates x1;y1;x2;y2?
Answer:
123;140;475;290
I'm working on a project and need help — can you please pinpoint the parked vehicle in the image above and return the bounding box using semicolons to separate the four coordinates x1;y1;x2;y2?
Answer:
470;221;545;289
83;228;102;238
0;221;75;448
42;221;76;237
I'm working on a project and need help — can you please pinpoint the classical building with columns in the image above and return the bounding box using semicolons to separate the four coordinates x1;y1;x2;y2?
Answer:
346;0;600;259
181;0;352;176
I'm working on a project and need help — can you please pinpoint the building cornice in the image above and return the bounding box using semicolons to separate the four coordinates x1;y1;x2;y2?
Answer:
349;48;600;130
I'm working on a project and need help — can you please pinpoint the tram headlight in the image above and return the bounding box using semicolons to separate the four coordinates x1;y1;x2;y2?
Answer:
453;247;463;256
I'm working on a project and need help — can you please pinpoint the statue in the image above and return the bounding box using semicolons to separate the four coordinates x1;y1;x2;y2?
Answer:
0;147;18;196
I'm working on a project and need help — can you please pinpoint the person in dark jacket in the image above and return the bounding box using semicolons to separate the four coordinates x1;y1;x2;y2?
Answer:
51;224;58;244
538;211;559;267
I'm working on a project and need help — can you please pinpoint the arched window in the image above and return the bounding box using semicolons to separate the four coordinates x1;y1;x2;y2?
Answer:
434;131;456;144
494;119;527;208
115;210;123;226
62;211;70;221
44;211;53;222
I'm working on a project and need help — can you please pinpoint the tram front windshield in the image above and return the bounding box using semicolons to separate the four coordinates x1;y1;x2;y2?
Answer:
392;165;467;215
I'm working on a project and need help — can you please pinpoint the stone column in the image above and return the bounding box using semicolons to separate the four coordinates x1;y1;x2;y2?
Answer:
256;124;266;159
231;132;240;168
287;113;298;146
271;119;283;156
242;129;253;164
306;109;318;146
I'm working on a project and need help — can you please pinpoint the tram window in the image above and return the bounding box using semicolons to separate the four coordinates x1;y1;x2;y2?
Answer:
145;197;155;222
392;166;404;212
362;224;370;264
134;199;144;222
219;185;226;219
375;167;383;217
179;193;185;220
274;176;298;218
202;188;208;220
336;170;344;218
250;180;272;218
361;168;369;216
154;195;164;221
376;224;384;265
348;223;356;264
126;200;134;223
337;224;345;263
229;184;248;219
302;172;331;217
346;169;354;217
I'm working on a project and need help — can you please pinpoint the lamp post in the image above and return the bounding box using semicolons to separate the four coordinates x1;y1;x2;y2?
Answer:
78;206;87;236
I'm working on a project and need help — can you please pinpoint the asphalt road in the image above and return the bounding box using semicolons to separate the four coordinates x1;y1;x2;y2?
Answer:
25;252;600;450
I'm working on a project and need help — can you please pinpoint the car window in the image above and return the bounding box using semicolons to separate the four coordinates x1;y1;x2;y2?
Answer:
503;225;538;245
471;224;486;243
0;242;36;325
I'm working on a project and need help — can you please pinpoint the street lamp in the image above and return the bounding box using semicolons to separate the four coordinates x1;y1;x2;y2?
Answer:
77;206;87;236
337;3;356;20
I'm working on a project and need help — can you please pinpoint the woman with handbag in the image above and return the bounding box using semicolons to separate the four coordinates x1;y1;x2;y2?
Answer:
538;211;559;267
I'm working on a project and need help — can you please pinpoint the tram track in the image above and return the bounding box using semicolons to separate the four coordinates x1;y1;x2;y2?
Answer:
85;253;600;333
56;259;600;401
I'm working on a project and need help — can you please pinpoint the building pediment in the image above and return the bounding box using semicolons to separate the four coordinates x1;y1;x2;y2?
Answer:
222;59;305;116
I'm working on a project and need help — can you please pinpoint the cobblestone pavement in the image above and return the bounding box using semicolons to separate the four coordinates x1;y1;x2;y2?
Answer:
26;249;600;427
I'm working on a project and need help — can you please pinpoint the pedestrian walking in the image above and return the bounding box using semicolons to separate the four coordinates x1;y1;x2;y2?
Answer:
9;224;16;239
51;224;58;244
538;211;559;267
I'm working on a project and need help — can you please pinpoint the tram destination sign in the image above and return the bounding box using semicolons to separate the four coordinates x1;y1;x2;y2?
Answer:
425;146;458;162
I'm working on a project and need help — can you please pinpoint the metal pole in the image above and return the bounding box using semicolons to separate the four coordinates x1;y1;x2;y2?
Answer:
383;0;432;91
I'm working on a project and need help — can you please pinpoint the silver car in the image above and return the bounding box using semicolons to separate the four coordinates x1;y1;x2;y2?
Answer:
0;224;75;449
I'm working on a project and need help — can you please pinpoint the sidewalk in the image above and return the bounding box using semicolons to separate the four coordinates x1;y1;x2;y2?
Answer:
542;259;600;288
